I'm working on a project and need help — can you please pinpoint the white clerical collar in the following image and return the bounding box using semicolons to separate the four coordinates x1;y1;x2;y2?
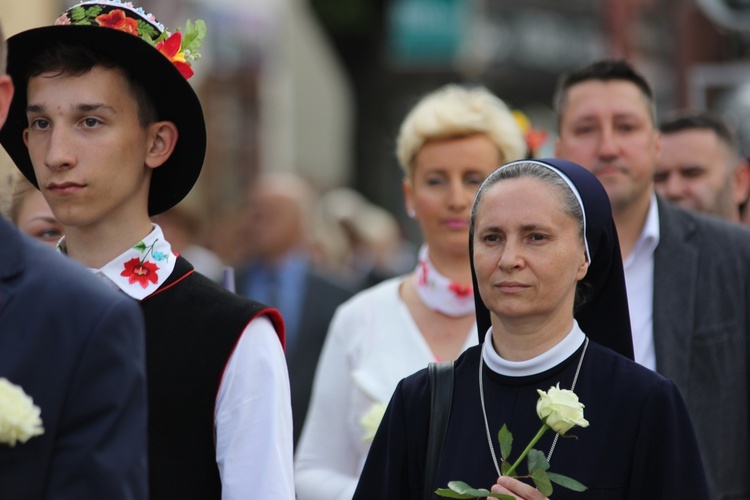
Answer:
481;321;586;377
59;224;177;300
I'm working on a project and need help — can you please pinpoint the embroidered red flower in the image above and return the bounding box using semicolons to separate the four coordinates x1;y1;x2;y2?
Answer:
448;282;472;298
96;9;139;36
121;258;159;288
156;32;194;79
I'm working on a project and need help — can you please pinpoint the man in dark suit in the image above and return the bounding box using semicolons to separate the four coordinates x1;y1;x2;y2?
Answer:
554;59;750;499
237;172;354;445
0;21;148;499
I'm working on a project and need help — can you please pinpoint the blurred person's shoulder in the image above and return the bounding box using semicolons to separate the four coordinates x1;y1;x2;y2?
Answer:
333;275;406;317
1;218;130;305
658;196;750;253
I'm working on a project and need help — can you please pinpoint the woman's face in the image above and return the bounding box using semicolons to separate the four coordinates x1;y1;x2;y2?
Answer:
15;189;64;247
472;177;588;324
404;134;501;260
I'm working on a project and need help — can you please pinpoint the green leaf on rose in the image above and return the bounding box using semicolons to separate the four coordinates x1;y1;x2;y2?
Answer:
530;469;553;497
500;460;513;476
134;242;147;252
526;449;550;472
498;424;512;461
435;481;514;499
547;472;588;492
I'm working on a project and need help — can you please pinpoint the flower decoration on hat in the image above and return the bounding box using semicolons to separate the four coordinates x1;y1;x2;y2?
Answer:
512;110;549;159
54;0;206;80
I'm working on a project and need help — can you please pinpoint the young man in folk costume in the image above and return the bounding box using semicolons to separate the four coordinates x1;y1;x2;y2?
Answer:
0;1;295;498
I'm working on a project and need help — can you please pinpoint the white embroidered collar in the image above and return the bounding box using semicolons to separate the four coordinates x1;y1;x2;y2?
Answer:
58;224;177;300
481;321;586;377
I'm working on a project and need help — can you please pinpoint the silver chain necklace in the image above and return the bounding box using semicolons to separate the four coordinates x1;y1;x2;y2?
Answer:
479;337;590;476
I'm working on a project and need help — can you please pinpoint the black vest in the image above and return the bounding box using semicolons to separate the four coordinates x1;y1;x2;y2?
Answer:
140;257;283;499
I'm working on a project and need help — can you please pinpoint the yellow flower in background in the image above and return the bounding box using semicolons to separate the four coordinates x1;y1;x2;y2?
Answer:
536;383;590;435
360;402;387;443
0;378;44;447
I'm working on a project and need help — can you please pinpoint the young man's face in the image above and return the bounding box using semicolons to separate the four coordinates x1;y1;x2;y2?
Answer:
555;79;661;215
23;66;154;230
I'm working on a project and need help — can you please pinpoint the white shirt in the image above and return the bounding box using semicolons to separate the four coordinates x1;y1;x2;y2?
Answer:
61;225;295;499
622;195;660;371
294;277;477;500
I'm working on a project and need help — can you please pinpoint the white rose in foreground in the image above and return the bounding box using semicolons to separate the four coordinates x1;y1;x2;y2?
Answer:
536;383;589;435
360;402;388;442
0;378;44;446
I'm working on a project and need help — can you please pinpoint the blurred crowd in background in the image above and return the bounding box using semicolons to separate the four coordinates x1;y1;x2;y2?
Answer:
4;0;750;269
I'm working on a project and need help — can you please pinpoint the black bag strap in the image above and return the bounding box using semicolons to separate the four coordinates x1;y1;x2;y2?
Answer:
424;360;455;500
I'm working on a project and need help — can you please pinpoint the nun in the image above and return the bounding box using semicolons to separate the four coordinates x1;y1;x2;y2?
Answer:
353;159;709;499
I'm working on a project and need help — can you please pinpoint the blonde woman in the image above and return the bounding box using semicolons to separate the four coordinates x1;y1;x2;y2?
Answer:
7;173;63;247
294;85;526;500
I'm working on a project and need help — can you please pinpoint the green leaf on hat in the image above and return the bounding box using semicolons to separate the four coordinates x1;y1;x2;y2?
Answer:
137;19;160;44
181;20;206;60
70;6;87;22
84;6;103;18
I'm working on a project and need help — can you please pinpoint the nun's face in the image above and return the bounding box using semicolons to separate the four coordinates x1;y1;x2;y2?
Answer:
473;177;588;324
404;134;501;262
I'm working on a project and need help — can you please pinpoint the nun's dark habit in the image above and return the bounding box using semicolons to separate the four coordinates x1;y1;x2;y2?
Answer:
353;159;709;499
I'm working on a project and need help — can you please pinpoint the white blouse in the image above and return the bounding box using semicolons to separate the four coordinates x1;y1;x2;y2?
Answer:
294;276;477;500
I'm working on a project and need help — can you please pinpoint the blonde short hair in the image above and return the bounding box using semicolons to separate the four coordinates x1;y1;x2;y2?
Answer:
396;84;526;177
8;173;38;224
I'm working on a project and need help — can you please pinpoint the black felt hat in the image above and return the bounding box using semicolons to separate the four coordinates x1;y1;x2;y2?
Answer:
0;0;207;216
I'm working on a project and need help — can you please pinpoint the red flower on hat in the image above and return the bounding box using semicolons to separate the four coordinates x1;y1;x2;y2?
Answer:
96;9;139;36
156;32;194;79
121;258;159;288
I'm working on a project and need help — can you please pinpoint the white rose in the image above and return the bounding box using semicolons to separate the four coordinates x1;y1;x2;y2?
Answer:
0;378;44;446
360;402;388;443
536;383;589;435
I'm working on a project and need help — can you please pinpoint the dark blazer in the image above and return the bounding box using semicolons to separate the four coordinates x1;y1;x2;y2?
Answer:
0;218;148;499
237;265;353;445
653;197;750;499
287;270;353;444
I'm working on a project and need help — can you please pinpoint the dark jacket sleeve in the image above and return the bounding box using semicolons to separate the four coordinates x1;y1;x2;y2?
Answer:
46;296;148;500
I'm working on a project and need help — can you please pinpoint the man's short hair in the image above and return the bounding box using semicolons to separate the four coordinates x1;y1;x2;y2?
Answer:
553;60;656;126
26;43;157;128
660;111;739;157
